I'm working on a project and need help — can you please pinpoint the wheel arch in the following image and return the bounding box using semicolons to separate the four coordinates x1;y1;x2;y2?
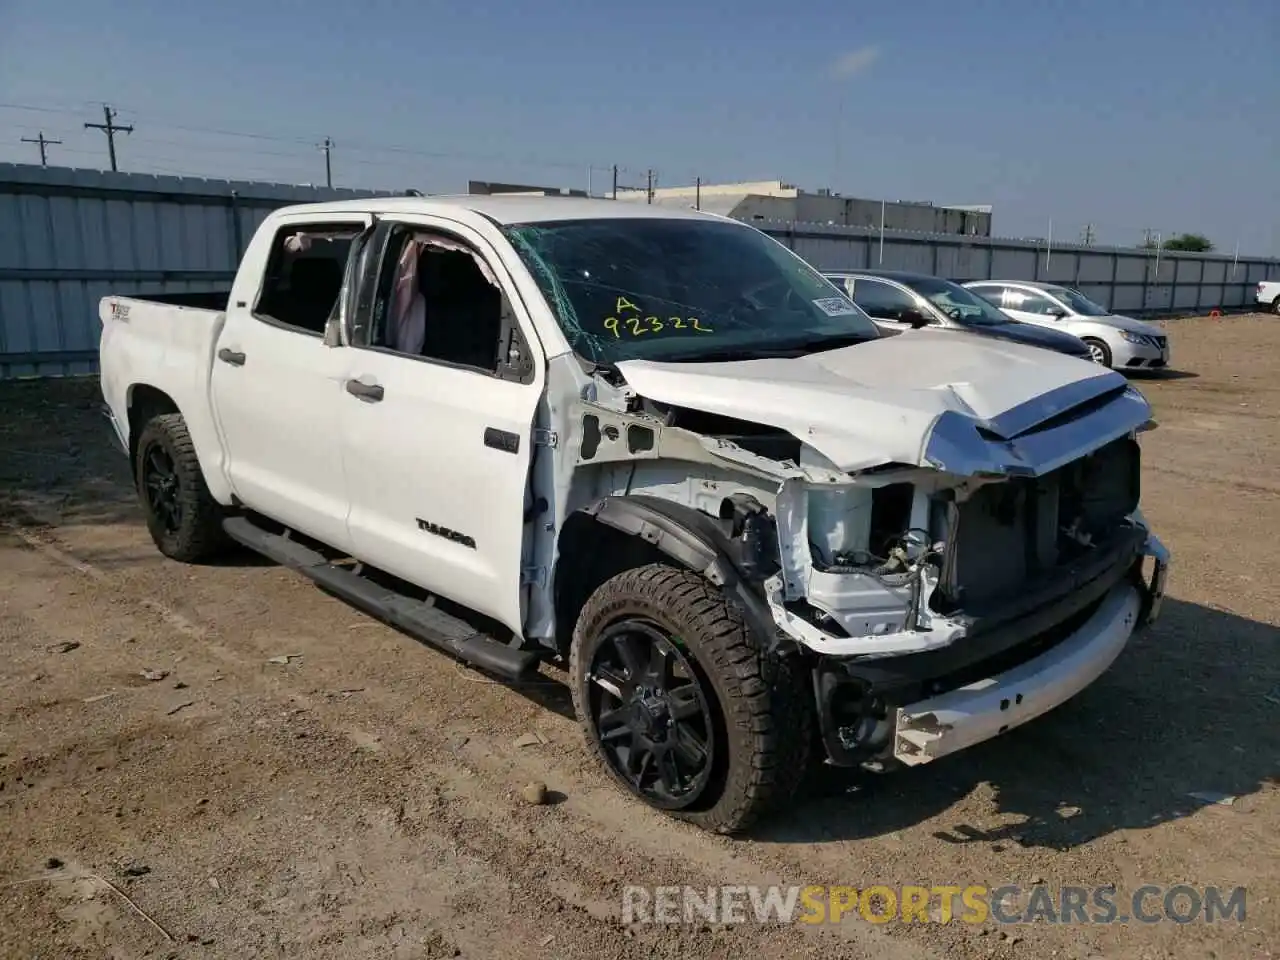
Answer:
553;494;783;658
124;383;231;504
126;383;181;465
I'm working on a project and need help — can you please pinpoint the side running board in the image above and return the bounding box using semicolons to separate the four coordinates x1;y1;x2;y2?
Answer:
222;516;541;681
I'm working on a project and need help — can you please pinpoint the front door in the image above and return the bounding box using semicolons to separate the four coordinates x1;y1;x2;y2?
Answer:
993;288;1065;331
210;215;370;551
337;217;544;637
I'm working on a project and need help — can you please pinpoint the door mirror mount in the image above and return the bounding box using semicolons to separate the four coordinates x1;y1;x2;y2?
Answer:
901;308;931;329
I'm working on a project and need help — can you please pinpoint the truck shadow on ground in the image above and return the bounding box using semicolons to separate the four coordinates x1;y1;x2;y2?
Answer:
755;597;1279;849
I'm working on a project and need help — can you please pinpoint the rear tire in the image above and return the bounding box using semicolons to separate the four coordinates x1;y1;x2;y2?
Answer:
1272;296;1280;316
134;413;226;563
570;562;812;834
1082;337;1113;367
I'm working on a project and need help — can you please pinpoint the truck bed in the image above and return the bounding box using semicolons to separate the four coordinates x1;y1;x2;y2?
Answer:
122;289;232;312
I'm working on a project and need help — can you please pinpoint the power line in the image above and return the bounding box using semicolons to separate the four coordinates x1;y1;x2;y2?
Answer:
84;104;133;172
19;131;62;166
1;99;644;178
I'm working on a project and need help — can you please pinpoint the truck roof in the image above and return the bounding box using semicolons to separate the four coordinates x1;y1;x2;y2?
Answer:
272;194;727;226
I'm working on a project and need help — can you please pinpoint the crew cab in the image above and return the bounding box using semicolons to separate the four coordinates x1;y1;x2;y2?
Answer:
99;197;1169;834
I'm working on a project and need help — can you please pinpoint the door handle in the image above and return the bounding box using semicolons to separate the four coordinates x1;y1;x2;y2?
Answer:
345;379;384;402
217;348;246;366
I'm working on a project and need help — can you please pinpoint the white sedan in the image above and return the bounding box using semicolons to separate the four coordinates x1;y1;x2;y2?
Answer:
964;280;1170;370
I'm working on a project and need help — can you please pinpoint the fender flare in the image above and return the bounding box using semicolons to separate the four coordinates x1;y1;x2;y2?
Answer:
580;494;789;653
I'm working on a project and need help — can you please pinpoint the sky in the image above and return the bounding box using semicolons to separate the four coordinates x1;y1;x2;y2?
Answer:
1;0;1277;253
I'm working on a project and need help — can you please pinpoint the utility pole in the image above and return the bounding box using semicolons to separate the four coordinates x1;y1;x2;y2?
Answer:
1081;223;1096;246
611;164;618;200
319;137;333;188
20;131;62;167
646;169;654;204
695;176;701;211
84;104;133;172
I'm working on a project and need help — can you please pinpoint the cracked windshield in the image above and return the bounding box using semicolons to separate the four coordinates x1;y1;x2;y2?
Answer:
503;218;881;364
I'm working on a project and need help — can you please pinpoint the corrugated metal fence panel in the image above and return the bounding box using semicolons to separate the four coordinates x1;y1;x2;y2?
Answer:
0;162;390;379
756;220;1278;319
4;163;1279;378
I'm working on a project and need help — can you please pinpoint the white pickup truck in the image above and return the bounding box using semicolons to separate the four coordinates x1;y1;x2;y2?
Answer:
99;196;1169;833
1257;280;1280;314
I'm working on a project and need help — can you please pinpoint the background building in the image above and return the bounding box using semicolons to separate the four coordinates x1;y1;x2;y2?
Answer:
613;179;992;236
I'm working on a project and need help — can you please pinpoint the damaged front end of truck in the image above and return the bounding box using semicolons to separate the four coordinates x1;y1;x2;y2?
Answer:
542;346;1169;771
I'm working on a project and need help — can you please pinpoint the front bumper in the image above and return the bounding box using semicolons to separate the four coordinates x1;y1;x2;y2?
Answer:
816;531;1169;767
893;582;1139;764
1114;338;1169;369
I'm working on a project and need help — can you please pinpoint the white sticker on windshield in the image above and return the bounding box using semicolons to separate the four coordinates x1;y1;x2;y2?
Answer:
813;297;859;317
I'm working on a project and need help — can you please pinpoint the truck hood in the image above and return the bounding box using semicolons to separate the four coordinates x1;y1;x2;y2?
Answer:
615;329;1152;476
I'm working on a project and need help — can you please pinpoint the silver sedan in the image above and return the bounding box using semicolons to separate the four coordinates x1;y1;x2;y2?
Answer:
964;281;1170;370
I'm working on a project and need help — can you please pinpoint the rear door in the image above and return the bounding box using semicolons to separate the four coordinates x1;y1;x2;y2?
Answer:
336;215;545;638
210;214;371;550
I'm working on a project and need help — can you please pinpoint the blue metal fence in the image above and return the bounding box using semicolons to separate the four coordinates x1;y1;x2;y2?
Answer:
2;161;1276;378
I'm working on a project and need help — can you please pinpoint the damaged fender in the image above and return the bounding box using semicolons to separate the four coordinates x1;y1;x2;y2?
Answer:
581;495;787;651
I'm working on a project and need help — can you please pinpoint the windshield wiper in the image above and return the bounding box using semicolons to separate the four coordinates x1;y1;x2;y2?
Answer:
657;331;876;364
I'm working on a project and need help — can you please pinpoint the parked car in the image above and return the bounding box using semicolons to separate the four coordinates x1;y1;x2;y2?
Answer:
825;270;1092;360
99;197;1168;834
1256;280;1280;315
964;280;1170;370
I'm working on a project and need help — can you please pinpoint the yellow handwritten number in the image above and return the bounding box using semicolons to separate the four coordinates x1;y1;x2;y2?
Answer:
602;315;712;337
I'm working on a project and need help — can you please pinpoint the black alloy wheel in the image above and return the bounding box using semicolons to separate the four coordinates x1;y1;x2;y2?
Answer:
585;618;715;809
142;443;182;535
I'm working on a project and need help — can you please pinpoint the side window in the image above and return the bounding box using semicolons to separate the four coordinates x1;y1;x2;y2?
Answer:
254;222;362;334
367;227;512;375
850;278;922;321
968;285;1007;307
824;275;850;297
1001;289;1062;315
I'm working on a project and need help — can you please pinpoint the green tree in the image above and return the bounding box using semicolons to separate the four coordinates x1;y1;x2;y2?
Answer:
1152;233;1215;252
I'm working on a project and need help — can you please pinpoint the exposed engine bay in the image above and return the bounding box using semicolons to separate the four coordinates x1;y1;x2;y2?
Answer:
536;345;1160;670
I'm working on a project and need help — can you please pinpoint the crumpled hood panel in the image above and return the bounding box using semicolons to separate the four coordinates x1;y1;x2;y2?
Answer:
616;330;1135;472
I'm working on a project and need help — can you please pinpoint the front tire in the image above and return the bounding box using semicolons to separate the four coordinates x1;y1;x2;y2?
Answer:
134;413;226;563
1082;337;1113;367
570;563;812;834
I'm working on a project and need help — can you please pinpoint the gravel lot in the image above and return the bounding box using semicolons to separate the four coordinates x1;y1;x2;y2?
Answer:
1;313;1276;960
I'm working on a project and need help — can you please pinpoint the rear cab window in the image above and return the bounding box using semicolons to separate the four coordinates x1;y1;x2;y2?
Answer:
254;222;364;335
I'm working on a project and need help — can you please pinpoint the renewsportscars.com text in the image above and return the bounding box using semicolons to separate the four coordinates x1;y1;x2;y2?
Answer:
621;884;1247;926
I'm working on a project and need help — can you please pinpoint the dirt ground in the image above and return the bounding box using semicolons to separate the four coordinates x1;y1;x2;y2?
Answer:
1;314;1276;960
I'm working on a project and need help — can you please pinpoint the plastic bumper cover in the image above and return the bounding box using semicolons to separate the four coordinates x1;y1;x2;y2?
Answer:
893;582;1140;766
891;531;1168;765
